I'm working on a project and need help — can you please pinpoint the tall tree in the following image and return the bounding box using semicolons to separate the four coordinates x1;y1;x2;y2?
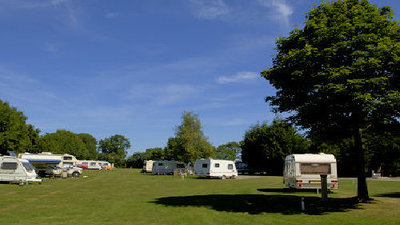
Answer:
37;130;89;159
216;142;241;161
126;152;147;168
98;134;131;167
241;120;309;175
169;111;215;163
145;147;165;160
262;0;400;200
0;100;40;155
78;133;99;160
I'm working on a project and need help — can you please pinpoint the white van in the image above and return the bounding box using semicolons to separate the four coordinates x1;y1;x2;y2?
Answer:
283;153;338;189
152;160;185;174
194;159;238;179
0;156;42;184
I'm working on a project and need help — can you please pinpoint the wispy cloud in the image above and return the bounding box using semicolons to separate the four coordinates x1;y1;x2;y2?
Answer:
217;71;259;84
126;84;202;106
188;0;230;20
258;0;293;26
105;12;119;19
0;0;81;28
221;118;248;126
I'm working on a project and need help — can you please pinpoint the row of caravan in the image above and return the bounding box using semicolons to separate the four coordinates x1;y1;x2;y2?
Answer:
144;153;339;189
144;159;239;179
1;152;114;184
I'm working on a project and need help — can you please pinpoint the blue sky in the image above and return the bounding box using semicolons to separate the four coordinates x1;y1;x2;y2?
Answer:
1;0;400;155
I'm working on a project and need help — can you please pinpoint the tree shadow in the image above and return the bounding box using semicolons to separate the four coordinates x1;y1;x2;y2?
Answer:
151;194;361;215
374;192;400;198
257;188;318;193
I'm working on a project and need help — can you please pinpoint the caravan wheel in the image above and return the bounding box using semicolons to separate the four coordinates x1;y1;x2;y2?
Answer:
221;175;226;180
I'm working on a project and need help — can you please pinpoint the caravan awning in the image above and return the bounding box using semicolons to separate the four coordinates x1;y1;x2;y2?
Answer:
25;159;61;164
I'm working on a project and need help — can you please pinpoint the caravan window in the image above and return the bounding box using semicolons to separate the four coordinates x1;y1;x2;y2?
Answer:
300;163;331;174
202;163;208;168
1;162;18;170
228;164;233;170
214;163;220;168
82;162;88;165
90;162;96;166
63;156;73;161
22;162;35;172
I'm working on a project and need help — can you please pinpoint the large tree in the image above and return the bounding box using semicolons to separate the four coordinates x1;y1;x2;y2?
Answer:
241;119;309;175
98;134;131;167
168;111;215;163
216;142;241;161
0;100;40;155
262;0;400;201
37;130;89;159
78;133;99;160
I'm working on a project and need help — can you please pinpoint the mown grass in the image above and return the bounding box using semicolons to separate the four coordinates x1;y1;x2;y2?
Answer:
0;169;399;225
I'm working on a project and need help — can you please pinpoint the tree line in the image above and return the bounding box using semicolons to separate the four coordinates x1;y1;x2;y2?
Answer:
0;99;130;167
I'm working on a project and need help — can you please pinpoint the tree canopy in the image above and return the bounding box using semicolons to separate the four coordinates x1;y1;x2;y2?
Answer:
241;119;309;175
216;142;241;161
98;134;131;167
0;100;40;155
77;133;99;160
168;111;215;163
262;0;400;200
37;130;89;159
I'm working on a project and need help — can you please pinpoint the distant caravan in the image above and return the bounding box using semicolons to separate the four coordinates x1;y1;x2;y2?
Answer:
152;160;186;175
76;160;113;170
194;159;238;179
283;153;338;189
142;160;154;173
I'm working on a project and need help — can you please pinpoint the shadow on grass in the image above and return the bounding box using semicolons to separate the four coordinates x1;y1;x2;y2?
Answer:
152;194;361;215
374;192;400;198
257;188;318;193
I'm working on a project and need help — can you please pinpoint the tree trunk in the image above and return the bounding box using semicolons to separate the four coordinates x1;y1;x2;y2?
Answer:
353;125;369;201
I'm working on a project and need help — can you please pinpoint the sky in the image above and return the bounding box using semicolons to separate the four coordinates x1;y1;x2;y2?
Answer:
1;0;400;155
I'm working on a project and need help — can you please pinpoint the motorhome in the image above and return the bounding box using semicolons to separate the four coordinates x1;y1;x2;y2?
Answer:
152;160;185;174
142;160;154;173
283;153;338;189
194;159;238;179
18;152;81;177
0;155;42;184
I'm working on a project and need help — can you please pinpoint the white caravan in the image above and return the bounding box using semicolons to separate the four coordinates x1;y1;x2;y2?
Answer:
194;159;238;179
0;155;42;184
142;160;154;173
283;153;338;189
152;160;185;174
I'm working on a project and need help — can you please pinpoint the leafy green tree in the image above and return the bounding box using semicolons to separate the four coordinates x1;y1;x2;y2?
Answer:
78;133;99;160
98;134;131;167
37;130;89;159
0;100;40;155
168;111;215;163
216;142;241;161
241;119;309;175
262;0;400;201
145;147;165;160
126;152;147;168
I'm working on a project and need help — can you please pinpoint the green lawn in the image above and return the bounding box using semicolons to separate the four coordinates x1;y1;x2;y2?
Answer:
0;169;399;225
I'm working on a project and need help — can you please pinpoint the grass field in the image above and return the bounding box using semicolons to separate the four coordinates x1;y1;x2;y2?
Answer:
0;169;399;225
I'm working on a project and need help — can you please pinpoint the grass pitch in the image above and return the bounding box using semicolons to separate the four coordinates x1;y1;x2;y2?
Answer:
0;169;399;225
